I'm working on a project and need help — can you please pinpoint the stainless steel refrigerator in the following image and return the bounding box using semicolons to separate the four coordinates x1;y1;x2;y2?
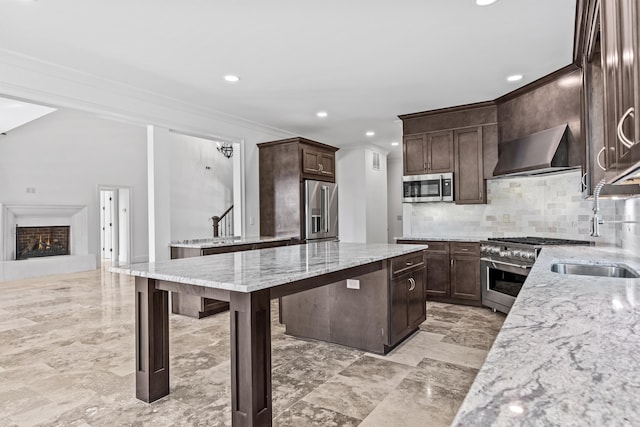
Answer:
304;179;338;241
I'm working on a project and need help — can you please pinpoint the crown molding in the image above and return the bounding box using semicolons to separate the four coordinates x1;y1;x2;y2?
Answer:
0;48;295;141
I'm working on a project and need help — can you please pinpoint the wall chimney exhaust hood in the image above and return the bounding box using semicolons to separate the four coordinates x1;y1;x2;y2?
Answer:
492;124;577;177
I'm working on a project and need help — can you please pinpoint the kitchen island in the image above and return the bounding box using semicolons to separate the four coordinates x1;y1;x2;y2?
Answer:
453;245;640;426
169;236;296;318
112;241;427;426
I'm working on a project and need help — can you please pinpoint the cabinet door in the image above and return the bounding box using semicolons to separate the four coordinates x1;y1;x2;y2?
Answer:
390;272;410;345
403;134;427;175
318;152;335;178
302;148;322;174
601;0;638;173
425;253;450;297
427;130;454;173
450;255;481;301
454;127;485;204
302;147;336;181
407;268;426;329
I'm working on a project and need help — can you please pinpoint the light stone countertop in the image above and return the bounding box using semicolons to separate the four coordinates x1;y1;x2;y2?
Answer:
169;235;292;249
112;241;428;293
395;236;485;242
453;245;640;426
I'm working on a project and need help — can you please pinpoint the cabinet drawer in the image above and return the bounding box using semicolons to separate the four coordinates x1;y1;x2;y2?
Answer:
423;241;450;254
391;252;425;277
397;240;449;254
450;242;480;256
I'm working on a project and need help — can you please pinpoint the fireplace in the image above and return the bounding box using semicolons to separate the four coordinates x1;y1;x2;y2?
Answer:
16;225;70;260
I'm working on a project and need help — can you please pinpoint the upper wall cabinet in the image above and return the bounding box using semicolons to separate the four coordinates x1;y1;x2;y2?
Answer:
399;103;497;205
454;127;486;204
403;131;454;175
600;0;640;180
302;144;336;181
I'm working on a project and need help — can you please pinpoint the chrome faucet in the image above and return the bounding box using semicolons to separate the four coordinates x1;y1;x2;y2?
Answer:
591;179;640;237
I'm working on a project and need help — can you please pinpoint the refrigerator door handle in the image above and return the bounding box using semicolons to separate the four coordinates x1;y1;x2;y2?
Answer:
322;185;330;233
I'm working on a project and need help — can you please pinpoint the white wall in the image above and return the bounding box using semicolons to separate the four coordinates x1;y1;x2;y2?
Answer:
387;157;403;243
337;149;367;242
169;133;233;240
337;146;388;243
0;109;149;264
365;148;388;243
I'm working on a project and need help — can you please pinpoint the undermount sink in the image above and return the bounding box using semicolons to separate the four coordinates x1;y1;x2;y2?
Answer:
551;262;639;278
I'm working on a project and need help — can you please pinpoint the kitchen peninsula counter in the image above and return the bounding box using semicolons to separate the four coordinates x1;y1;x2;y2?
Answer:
395;236;486;242
453;245;640;426
112;241;428;426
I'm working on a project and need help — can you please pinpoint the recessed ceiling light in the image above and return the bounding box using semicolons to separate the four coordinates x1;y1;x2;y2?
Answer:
475;0;497;5
224;75;240;83
507;74;523;82
316;111;328;118
390;142;399;146
365;131;375;137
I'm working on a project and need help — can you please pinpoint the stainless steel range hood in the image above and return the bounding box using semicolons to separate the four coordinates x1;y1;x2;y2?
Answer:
492;124;577;177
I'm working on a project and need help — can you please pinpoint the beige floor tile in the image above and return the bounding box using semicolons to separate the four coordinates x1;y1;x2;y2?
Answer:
366;330;445;366
0;269;503;425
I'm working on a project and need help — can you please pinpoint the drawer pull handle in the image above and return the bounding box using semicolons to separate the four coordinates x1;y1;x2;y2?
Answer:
460;248;468;251
408;277;416;291
406;261;413;266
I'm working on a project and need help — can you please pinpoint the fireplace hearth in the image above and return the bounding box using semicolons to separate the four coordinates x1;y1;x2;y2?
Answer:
16;225;70;260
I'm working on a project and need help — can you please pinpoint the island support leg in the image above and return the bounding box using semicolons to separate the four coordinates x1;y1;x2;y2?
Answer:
135;277;170;403
230;289;272;426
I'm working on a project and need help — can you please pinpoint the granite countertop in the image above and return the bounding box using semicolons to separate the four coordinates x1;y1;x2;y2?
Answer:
395;236;485;242
112;241;428;293
453;245;640;426
169;235;292;249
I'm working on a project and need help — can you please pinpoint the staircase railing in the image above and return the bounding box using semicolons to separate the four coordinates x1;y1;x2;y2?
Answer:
211;205;234;237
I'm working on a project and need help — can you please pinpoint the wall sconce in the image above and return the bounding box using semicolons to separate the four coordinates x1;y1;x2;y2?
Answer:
217;142;234;159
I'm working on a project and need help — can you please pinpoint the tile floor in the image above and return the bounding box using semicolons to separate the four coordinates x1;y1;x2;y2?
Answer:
0;267;505;426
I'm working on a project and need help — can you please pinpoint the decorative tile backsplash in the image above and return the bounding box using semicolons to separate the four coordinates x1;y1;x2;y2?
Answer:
403;170;622;245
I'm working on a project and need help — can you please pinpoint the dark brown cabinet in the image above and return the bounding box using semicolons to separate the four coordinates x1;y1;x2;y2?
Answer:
302;145;336;180
454;127;486;204
600;0;640;180
280;251;426;354
403;130;454;175
450;243;481;301
389;255;426;347
397;239;481;306
259;137;338;239
400;104;495;204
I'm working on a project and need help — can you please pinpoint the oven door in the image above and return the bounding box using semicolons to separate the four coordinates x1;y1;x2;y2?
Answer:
481;258;531;313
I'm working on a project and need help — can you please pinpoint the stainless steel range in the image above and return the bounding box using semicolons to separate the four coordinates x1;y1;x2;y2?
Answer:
480;237;592;314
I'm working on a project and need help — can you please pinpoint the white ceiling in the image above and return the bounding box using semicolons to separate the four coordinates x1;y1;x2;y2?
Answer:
0;97;57;134
0;0;577;152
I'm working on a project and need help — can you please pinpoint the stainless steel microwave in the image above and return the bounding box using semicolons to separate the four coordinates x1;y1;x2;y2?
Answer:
402;172;454;202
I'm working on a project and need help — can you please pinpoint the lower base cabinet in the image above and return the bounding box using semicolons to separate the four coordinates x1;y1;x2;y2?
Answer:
397;240;481;306
281;251;426;354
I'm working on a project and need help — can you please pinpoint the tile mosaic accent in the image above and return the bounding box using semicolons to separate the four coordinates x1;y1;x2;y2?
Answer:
404;170;620;245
